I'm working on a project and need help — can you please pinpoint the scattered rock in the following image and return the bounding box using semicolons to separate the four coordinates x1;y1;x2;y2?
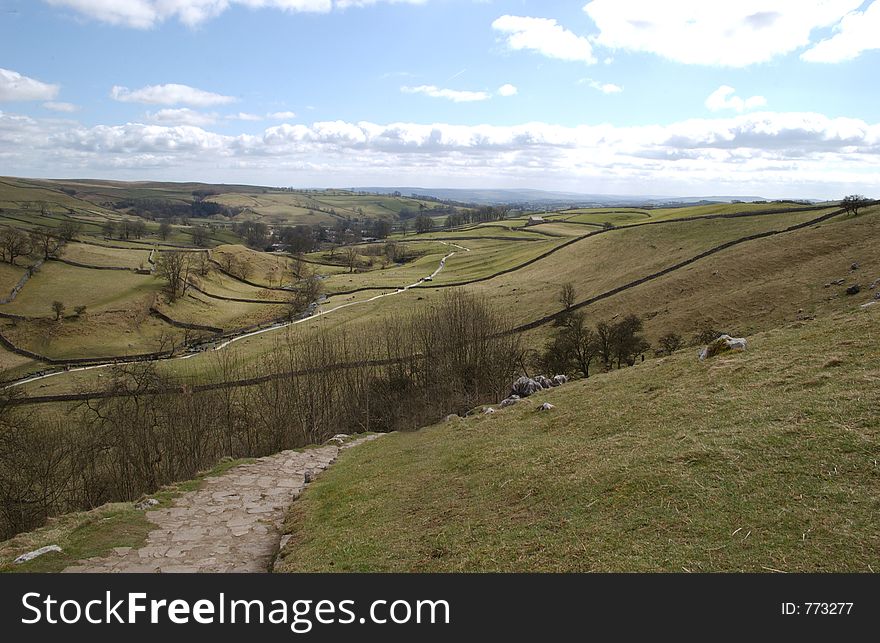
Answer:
510;376;543;398
851;262;860;271
537;402;555;411
303;471;313;483
824;278;846;288
325;433;349;446
534;375;553;389
14;545;62;564
699;334;747;361
483;407;496;415
875;291;880;300
444;414;461;422
134;498;159;510
870;279;880;290
552;374;568;386
500;396;519;408
861;301;876;309
846;284;861;295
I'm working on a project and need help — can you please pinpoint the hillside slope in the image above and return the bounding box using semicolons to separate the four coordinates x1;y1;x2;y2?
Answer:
276;305;879;572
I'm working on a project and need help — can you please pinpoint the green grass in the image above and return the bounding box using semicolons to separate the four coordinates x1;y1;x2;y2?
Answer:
0;262;160;317
467;208;833;328
276;306;880;572
0;457;254;573
61;244;151;269
0;262;26;294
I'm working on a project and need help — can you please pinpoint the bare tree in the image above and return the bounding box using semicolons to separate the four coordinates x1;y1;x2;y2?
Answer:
595;320;614;368
287;266;323;319
158;220;172;240
51;301;65;321
156;252;193;301
0;229;31;265
58;220;82;242
344;246;359;273
841;194;870;216
131;220;147;239
29;227;62;259
559;282;576;311
194;251;210;277
191;225;209;247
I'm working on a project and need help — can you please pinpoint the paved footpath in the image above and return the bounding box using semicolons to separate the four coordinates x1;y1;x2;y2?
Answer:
64;435;380;573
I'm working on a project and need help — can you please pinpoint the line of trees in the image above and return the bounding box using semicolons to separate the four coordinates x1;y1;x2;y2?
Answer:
0;292;522;538
540;284;649;377
0;222;81;265
444;205;512;228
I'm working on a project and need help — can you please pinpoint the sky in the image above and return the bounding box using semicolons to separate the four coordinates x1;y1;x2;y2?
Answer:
1;0;879;198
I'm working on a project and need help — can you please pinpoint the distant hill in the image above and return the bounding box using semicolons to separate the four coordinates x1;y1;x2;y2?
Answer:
352;186;784;207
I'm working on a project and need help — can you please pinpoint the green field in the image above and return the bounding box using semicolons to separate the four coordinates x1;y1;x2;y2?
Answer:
276;306;879;572
4;202;868;393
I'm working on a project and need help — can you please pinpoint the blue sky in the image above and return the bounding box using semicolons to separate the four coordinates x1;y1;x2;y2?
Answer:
1;0;879;198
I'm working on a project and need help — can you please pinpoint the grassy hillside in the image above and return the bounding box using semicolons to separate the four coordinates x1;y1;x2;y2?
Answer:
276;305;879;572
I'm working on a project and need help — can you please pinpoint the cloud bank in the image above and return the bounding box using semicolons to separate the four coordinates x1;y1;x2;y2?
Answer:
2;109;878;197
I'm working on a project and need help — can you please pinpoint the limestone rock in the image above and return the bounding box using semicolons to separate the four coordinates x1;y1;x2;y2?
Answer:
483;407;496;415
510;376;543;398
534;375;553;389
552;374;568;386
135;498;160;510
699;334;747;361
846;284;861;295
15;545;62;564
537;402;555;411
500;395;519;408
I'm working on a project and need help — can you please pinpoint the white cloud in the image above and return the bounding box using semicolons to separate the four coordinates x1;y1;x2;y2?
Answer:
705;85;767;112
401;85;491;102
44;0;424;28
111;83;235;107
497;84;518;97
3;110;880;197
580;78;623;94
492;15;597;64
336;0;425;7
583;0;865;66
43;101;79;112
267;111;297;119
229;112;263;121
148;107;218;126
802;1;880;62
0;68;60;102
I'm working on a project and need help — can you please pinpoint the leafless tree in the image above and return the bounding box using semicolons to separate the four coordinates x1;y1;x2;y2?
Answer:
156;251;193;301
559;282;576;310
51;300;66;321
0;228;31;265
29;227;62;259
344;246;359;273
841;194;870;216
158;220;172;240
191;225;209;247
58;220;82;242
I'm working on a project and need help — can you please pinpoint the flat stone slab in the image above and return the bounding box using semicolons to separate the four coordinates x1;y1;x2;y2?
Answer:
63;435;380;574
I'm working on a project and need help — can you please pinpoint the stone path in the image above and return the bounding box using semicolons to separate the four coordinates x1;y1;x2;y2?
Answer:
63;435;380;573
